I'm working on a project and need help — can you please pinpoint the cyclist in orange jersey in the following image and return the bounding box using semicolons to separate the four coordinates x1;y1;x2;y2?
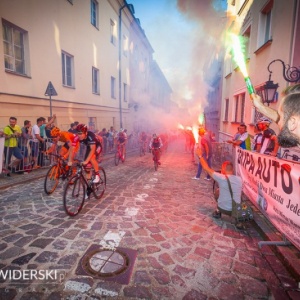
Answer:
47;127;80;166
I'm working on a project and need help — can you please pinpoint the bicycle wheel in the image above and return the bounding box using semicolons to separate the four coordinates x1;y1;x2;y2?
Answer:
44;164;61;194
63;176;85;216
115;150;120;166
93;167;106;199
154;158;158;171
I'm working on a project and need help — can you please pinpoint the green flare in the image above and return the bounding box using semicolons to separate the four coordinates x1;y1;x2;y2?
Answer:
245;77;255;95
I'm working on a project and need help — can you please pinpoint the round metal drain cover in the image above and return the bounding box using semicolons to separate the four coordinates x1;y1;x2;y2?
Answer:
82;249;130;278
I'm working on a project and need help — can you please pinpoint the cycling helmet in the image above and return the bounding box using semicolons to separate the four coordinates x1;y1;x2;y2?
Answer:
198;127;206;135
50;126;61;137
257;117;272;125
76;124;88;133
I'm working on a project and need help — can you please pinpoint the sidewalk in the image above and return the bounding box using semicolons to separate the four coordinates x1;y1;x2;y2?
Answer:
1;150;300;290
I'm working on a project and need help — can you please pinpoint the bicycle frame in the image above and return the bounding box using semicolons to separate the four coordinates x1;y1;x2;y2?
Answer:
152;148;160;171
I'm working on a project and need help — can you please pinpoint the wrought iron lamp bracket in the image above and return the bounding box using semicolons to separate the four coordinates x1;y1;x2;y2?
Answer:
267;59;300;83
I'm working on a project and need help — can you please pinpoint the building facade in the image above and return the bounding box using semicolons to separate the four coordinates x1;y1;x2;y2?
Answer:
219;0;300;141
0;0;172;133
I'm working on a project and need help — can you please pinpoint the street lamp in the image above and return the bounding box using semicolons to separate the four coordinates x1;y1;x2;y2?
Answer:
257;59;300;106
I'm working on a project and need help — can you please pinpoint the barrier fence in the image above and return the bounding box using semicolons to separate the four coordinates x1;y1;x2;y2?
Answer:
0;135;143;175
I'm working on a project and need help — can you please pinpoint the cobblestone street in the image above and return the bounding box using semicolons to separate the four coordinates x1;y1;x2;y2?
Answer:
0;140;299;300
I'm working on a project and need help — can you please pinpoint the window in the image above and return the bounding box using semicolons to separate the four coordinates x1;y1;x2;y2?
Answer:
88;117;96;131
2;20;27;75
123;34;128;57
110;19;117;45
240;94;245;123
258;0;273;47
92;67;99;94
111;76;116;98
242;26;251;60
234;96;239;122
62;51;74;87
234;93;246;122
123;83;128;102
224;98;229;121
91;0;99;28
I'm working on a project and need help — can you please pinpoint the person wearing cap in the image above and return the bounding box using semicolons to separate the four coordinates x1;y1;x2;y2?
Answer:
256;117;279;156
251;84;300;148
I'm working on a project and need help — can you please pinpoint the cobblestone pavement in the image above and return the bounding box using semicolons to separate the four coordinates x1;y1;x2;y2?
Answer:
0;140;299;300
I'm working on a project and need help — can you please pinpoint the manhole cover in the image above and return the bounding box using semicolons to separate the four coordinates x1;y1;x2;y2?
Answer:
76;244;138;284
83;249;129;278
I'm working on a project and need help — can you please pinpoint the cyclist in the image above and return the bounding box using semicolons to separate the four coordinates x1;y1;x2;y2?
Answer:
139;131;148;152
76;124;102;183
116;128;127;161
149;133;163;165
47;127;80;166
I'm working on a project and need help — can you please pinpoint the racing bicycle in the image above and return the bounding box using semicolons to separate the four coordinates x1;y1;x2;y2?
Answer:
115;143;125;166
63;163;106;216
44;154;76;195
152;148;161;171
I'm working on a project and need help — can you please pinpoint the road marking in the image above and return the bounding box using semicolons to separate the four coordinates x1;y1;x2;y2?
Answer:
99;230;125;250
134;193;149;201
95;287;118;297
125;207;139;216
64;280;91;293
149;178;158;182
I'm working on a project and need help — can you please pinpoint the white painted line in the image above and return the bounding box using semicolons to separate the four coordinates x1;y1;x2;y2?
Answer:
95;287;118;297
64;280;91;293
125;207;139;216
99;230;125;250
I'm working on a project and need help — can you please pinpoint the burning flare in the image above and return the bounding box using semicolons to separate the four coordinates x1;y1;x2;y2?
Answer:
227;32;255;96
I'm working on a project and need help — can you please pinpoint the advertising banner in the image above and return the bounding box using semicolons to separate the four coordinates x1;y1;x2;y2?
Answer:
0;137;4;173
236;148;300;250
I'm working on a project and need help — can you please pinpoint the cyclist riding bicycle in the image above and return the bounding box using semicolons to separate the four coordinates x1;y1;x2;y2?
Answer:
76;124;102;183
116;128;127;161
47;127;80;166
149;133;163;165
139;131;148;148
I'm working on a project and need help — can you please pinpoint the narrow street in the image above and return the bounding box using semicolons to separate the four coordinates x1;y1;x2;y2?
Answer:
0;139;299;300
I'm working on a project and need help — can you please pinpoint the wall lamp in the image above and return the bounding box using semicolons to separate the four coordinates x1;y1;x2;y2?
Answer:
256;59;300;106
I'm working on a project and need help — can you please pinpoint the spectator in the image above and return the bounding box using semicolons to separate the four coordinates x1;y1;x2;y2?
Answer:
196;148;243;229
31;117;46;168
3;117;23;173
20;120;32;171
227;126;242;144
256;117;280;156
228;124;251;150
107;126;115;153
192;128;212;181
98;128;108;154
38;114;56;166
251;123;262;152
251;85;300;147
68;123;77;133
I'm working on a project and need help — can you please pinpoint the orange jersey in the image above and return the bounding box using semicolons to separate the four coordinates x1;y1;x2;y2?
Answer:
59;131;80;149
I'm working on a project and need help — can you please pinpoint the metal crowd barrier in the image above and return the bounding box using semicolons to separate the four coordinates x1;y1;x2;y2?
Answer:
1;137;57;174
211;142;234;170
